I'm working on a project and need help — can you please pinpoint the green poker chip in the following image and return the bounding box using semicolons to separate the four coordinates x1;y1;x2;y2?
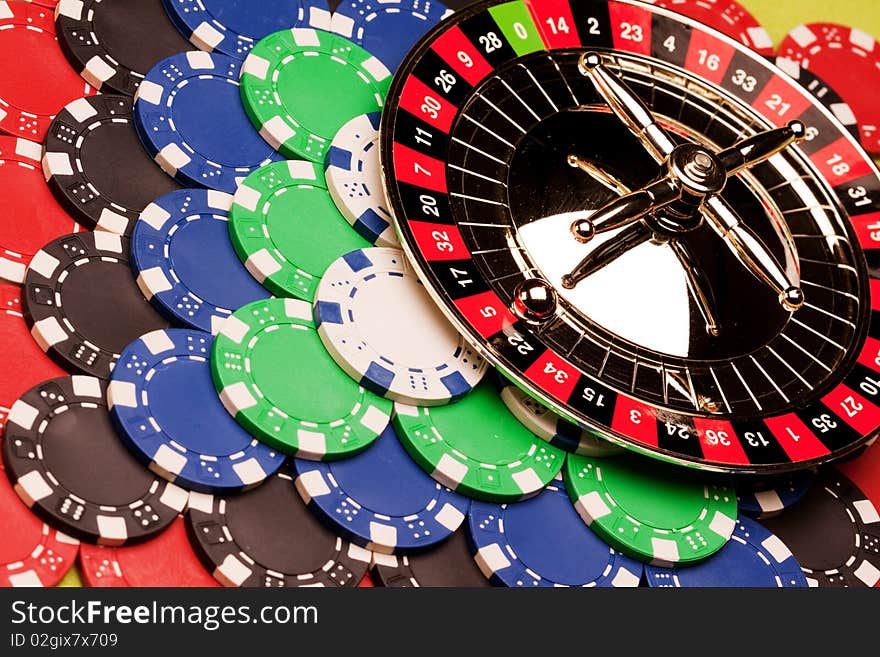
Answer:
392;380;565;502
563;454;737;566
229;160;369;301
211;297;392;460
240;28;392;162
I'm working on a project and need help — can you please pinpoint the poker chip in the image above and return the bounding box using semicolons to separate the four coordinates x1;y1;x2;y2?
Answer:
563;454;738;566
22;232;170;379
240;28;391;162
736;470;815;519
837;441;880;506
773;57;860;142
0;284;67;433
2;375;188;545
42;94;183;236
0;136;80;283
370;528;490;587
0;0;94;141
314;248;489;405
186;468;372;587
761;468;880;587
211;297;392;459
55;0;196;95
644;516;808;587
229;160;369;301
0;1;95;142
467;478;643;587
108;329;285;493
393;380;565;502
293;424;470;555
325;113;399;248
778;22;880;153
162;0;331;60
79;516;217;587
134;50;283;193
330;0;451;72
649;0;773;55
0;455;79;587
497;377;624;457
131;189;270;333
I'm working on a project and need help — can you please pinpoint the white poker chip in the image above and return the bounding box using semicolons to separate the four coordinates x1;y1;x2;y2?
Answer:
499;379;624;457
314;247;488;406
325;113;399;247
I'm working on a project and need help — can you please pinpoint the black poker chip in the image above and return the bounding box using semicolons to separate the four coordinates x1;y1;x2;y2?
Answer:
1;375;188;545
773;56;861;142
761;468;880;587
22;232;171;379
371;529;492;588
42;94;182;235
185;467;372;588
55;0;195;96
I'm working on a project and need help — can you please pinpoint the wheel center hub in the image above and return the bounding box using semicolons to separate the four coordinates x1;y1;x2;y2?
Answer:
669;144;727;196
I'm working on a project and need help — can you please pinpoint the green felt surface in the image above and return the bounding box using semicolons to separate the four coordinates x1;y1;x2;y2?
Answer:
58;567;82;588
740;0;880;44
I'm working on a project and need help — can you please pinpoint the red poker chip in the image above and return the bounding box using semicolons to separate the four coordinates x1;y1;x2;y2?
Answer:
0;453;79;587
0;1;94;141
79;516;218;587
649;0;774;55
0;136;80;283
0;282;66;431
779;22;880;154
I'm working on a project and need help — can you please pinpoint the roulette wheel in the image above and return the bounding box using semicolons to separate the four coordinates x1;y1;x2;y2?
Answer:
382;0;880;474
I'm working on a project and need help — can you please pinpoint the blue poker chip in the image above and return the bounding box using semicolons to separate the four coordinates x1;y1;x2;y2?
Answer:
162;0;332;60
292;424;470;555
134;51;283;193
466;478;643;587
131;189;270;334
736;471;815;519
330;0;452;72
108;328;285;493
644;516;808;587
